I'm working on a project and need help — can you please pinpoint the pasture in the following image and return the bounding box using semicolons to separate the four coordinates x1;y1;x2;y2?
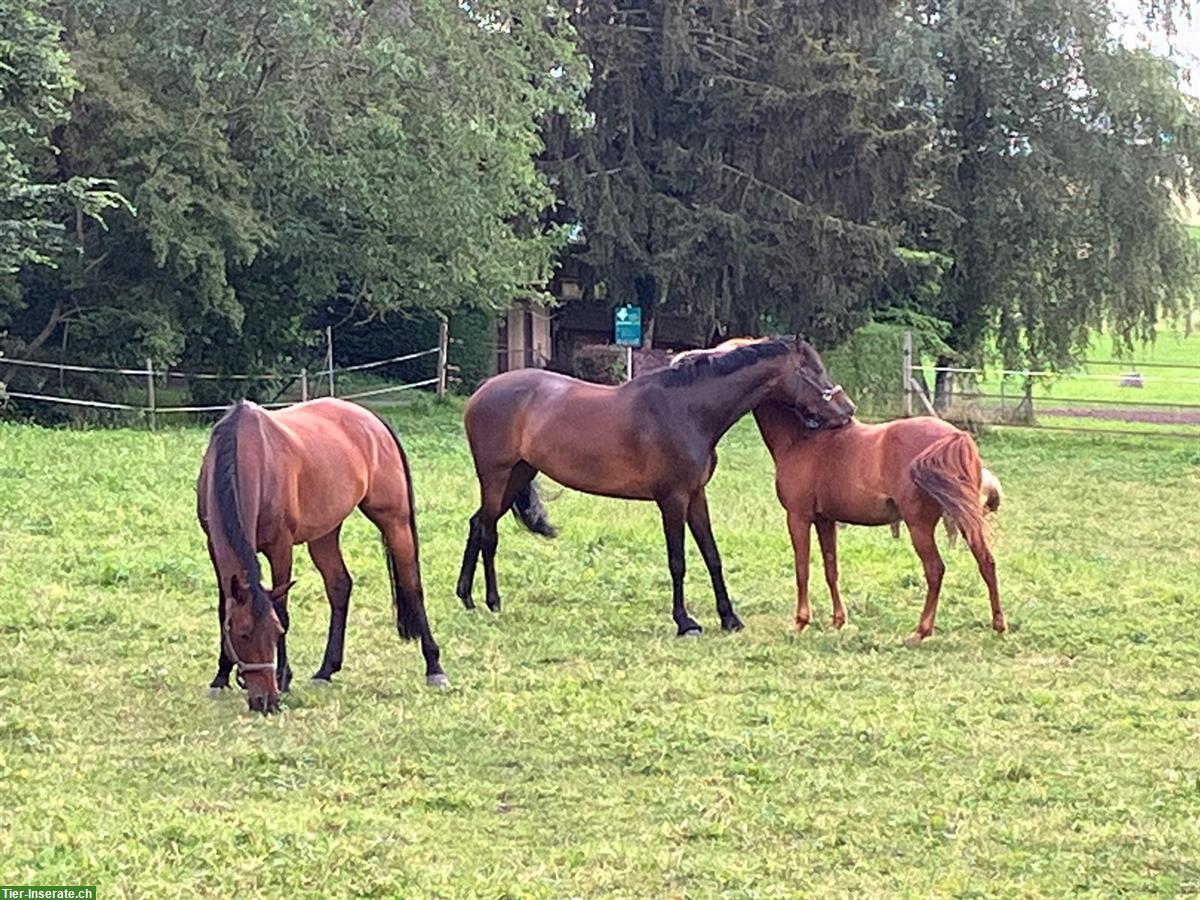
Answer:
1;406;1199;896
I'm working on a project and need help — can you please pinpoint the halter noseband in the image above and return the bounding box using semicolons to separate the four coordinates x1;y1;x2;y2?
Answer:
223;606;275;689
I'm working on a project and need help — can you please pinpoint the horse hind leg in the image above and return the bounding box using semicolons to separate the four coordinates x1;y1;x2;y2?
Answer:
456;510;483;609
905;514;945;644
474;463;539;614
359;500;447;687
965;529;1005;634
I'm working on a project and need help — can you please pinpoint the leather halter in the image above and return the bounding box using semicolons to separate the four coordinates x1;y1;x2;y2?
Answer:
801;369;845;405
223;605;275;689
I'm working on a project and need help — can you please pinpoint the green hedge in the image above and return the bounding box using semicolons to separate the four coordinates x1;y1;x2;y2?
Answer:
822;312;953;419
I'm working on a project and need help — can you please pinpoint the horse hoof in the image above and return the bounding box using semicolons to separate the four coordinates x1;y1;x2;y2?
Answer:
794;620;811;633
207;686;224;700
993;618;1007;634
460;595;476;611
678;628;702;639
904;632;928;647
426;673;451;689
486;599;501;613
309;676;333;687
721;616;744;633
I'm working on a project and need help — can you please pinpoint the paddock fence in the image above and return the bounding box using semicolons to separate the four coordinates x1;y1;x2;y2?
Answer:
0;321;456;427
899;331;1200;440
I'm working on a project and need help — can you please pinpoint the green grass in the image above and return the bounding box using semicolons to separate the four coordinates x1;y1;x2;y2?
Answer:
1030;326;1200;408
2;405;1200;896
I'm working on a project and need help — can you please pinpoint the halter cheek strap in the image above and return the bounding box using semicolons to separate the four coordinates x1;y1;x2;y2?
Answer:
801;370;845;404
223;609;276;689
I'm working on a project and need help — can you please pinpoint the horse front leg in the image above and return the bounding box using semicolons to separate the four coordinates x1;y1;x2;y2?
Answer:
307;528;352;682
659;496;701;636
686;489;742;632
265;544;295;693
787;509;813;632
206;540;234;696
814;518;846;629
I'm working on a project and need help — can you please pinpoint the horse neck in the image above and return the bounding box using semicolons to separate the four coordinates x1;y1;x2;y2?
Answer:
678;356;788;440
210;404;267;598
751;400;807;459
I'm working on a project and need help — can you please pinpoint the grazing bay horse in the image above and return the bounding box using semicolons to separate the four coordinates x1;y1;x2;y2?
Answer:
197;398;446;713
752;401;1005;642
456;338;856;636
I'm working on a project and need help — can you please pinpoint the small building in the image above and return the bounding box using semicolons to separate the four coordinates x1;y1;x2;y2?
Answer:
495;250;711;375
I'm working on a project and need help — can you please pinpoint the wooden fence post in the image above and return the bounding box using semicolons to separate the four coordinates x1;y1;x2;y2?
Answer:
300;367;308;402
326;325;335;397
145;358;156;430
901;331;913;417
436;318;449;399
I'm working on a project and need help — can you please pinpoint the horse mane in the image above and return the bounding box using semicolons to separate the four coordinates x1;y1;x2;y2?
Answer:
651;338;790;388
212;401;270;619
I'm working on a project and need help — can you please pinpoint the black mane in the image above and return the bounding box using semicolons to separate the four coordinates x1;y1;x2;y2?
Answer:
651;339;791;388
212;401;270;619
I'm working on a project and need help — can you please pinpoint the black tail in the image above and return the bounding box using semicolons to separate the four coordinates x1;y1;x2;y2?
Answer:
368;410;425;641
511;479;557;538
385;543;422;641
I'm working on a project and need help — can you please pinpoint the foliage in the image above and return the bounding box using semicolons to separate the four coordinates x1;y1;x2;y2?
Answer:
1;0;586;377
542;0;933;345
0;0;125;275
2;408;1200;893
882;0;1200;369
824;310;955;417
332;307;497;394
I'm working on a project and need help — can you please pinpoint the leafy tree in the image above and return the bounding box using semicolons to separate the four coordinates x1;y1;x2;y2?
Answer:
542;0;933;346
0;0;123;298
883;0;1200;373
3;0;585;378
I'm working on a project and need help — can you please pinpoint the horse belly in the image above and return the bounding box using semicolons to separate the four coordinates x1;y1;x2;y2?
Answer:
284;456;370;545
817;493;897;527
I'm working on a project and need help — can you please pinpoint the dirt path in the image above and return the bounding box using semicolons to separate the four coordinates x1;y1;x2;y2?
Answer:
1040;406;1200;425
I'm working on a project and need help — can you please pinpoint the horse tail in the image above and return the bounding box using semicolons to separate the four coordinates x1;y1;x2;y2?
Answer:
909;431;987;546
369;411;425;641
211;401;270;617
981;467;1003;513
511;479;557;538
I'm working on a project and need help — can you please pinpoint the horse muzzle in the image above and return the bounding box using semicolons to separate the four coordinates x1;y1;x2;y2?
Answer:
247;691;280;715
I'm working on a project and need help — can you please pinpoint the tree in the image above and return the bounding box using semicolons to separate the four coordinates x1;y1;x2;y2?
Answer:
3;0;586;376
0;0;122;280
883;0;1200;372
542;0;933;346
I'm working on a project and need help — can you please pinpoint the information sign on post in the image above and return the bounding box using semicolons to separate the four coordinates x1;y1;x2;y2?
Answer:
614;305;642;381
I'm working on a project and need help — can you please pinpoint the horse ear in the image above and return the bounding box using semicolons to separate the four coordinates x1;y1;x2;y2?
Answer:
229;574;250;605
268;580;296;602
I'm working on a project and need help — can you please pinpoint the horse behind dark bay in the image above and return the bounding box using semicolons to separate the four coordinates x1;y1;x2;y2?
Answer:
197;398;446;713
456;337;855;637
752;401;1005;642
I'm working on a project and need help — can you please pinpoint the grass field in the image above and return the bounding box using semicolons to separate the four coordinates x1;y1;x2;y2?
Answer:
2;404;1200;896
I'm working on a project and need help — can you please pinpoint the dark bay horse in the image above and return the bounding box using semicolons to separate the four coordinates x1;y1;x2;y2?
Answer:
752;401;1005;642
456;338;856;636
197;398;445;713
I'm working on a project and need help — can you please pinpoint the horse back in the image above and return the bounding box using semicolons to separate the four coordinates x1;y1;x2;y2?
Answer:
262;399;411;544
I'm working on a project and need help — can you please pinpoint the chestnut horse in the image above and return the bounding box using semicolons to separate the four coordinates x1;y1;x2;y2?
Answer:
456;338;855;636
752;402;1005;642
197;398;446;713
